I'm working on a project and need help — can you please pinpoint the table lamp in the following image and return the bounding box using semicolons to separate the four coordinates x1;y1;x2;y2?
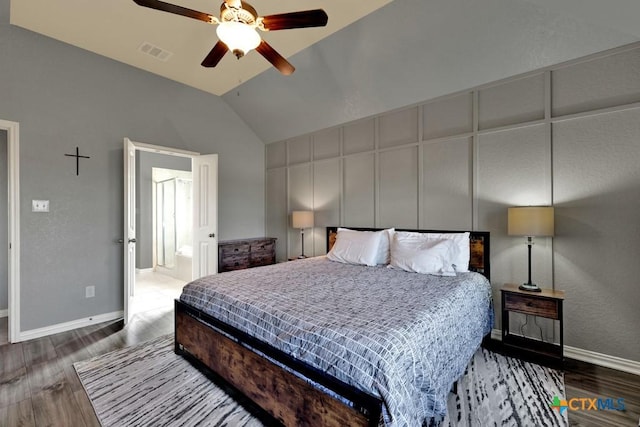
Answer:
292;211;314;258
508;206;554;292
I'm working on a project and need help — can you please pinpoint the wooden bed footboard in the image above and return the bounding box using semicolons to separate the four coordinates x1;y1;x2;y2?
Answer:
174;299;383;427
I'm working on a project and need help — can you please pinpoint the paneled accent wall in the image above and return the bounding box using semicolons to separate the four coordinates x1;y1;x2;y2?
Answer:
266;43;640;363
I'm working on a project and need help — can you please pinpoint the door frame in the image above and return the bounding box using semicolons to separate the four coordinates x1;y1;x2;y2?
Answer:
1;119;20;343
123;139;200;324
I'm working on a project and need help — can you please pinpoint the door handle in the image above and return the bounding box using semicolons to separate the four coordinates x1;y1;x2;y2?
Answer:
209;233;215;238
117;238;137;243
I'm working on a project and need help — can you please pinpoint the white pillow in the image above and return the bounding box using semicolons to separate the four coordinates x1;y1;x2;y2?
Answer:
390;232;458;276
425;232;470;272
327;228;384;267
375;228;395;265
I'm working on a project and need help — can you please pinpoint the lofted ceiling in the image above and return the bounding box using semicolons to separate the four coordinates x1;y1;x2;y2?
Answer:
9;0;640;143
221;0;640;142
10;0;392;96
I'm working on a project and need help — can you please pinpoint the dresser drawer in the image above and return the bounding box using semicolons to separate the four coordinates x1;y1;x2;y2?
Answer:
250;241;275;253
250;251;276;267
504;293;559;319
220;243;250;256
220;254;250;271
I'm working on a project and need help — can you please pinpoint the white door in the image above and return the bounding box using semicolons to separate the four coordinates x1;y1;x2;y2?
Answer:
192;154;218;278
123;138;136;324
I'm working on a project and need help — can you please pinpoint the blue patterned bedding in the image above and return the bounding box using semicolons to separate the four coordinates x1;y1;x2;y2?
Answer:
180;256;493;426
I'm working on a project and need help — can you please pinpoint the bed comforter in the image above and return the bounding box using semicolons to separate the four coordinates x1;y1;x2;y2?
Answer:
179;256;493;426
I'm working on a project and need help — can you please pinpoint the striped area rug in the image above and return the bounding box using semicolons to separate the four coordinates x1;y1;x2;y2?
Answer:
74;334;567;427
435;348;567;427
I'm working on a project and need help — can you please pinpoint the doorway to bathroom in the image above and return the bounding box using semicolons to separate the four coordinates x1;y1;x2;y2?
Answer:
154;168;193;281
124;138;218;324
131;157;193;318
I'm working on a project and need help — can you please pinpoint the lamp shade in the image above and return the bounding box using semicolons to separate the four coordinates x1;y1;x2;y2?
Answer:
508;206;554;237
292;211;314;229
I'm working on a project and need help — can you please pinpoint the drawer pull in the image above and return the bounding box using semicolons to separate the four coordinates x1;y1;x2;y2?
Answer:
526;302;533;307
234;248;239;252
234;262;239;266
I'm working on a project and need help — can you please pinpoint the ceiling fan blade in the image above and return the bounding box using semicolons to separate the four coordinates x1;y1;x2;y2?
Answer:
255;41;295;75
133;0;212;23
261;9;328;31
201;41;229;67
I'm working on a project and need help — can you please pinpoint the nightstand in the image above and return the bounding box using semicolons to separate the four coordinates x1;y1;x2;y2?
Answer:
501;284;565;364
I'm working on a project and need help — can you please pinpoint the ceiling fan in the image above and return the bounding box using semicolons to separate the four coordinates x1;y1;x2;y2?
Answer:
133;0;328;75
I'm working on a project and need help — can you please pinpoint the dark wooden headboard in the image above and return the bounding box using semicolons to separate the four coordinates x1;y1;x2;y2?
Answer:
326;227;490;281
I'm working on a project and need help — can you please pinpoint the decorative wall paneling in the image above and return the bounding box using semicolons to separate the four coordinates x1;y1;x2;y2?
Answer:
266;42;640;364
288;163;313;257
553;109;640;356
265;168;287;262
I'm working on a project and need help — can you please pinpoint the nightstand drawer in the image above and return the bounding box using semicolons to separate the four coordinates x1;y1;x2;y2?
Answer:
504;293;559;319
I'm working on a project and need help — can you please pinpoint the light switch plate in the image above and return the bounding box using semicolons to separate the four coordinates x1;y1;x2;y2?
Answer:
32;200;49;212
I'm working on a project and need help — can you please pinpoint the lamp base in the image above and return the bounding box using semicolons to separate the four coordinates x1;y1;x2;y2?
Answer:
519;282;542;292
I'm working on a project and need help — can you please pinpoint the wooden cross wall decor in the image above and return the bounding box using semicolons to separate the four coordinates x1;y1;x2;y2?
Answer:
64;147;90;176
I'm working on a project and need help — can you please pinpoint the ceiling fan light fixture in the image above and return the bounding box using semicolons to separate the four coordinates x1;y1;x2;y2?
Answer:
216;21;261;58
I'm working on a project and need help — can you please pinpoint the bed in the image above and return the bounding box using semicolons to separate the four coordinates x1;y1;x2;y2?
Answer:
175;227;493;427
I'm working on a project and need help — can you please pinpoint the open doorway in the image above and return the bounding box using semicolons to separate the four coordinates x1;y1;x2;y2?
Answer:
123;138;218;324
130;153;192;318
153;168;193;281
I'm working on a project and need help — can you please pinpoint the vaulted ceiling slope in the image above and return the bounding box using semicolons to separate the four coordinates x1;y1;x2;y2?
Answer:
222;0;640;142
10;0;640;143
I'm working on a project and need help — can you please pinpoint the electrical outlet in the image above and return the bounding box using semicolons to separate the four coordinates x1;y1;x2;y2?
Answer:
32;200;49;212
85;286;95;298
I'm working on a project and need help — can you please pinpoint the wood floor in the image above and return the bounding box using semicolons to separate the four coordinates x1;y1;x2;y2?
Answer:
1;310;639;426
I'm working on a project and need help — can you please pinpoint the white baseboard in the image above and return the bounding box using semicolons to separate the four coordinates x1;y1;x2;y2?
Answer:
18;311;123;342
0;309;7;318
136;267;154;273
490;328;640;376
564;345;640;376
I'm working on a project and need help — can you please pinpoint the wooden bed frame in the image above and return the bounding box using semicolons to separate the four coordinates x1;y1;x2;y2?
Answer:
175;227;491;427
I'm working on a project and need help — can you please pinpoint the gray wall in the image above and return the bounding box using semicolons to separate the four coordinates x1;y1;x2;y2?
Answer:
224;0;636;143
0;130;6;312
135;152;191;269
266;44;640;362
0;0;265;331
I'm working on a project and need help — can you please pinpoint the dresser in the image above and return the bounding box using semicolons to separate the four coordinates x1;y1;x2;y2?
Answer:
218;237;277;273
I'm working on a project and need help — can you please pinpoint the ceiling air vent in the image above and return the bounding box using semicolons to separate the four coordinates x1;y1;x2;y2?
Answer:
138;42;173;62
